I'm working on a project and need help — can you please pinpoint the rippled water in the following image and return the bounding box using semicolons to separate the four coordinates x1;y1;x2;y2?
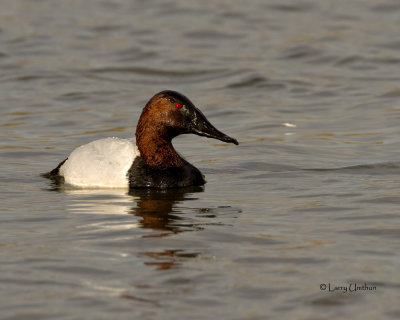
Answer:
1;0;400;319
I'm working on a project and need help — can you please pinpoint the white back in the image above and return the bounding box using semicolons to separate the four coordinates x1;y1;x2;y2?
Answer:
59;137;139;188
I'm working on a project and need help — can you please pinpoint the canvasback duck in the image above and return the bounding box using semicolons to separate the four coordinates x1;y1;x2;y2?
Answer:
46;90;238;189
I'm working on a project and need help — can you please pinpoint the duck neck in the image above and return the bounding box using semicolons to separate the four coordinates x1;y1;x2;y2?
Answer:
136;128;185;169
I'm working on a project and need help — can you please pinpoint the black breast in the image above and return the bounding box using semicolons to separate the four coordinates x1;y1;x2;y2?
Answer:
128;157;206;189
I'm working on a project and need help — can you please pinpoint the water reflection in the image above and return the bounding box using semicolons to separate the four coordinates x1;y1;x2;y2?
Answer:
44;182;206;270
128;186;204;235
46;180;204;231
138;249;201;271
128;187;205;270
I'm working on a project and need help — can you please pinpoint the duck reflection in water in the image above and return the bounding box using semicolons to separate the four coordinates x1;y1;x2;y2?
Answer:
46;181;205;235
129;186;204;270
45;182;205;270
129;186;204;235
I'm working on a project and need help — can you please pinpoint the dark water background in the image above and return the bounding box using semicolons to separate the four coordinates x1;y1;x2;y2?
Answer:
1;1;400;319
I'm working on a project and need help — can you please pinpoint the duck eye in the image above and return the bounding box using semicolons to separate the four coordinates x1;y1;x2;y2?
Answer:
175;103;182;109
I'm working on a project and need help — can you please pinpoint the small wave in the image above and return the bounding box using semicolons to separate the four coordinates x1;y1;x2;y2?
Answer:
227;75;286;90
266;2;314;12
85;66;238;85
184;30;243;40
89;66;226;77
380;89;400;98
307;162;400;175
55;90;117;102
279;45;323;60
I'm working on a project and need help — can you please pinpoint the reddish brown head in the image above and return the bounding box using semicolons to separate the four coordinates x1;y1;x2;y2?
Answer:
135;90;238;168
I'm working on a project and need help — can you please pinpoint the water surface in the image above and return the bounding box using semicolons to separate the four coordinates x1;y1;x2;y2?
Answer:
1;1;400;319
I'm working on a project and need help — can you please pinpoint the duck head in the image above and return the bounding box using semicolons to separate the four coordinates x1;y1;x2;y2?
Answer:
136;90;239;145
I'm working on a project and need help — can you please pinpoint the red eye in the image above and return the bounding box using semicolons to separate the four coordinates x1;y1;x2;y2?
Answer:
175;103;182;109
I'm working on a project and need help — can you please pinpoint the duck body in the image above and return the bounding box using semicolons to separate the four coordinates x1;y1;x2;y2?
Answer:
128;156;205;188
54;137;138;188
47;90;238;189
